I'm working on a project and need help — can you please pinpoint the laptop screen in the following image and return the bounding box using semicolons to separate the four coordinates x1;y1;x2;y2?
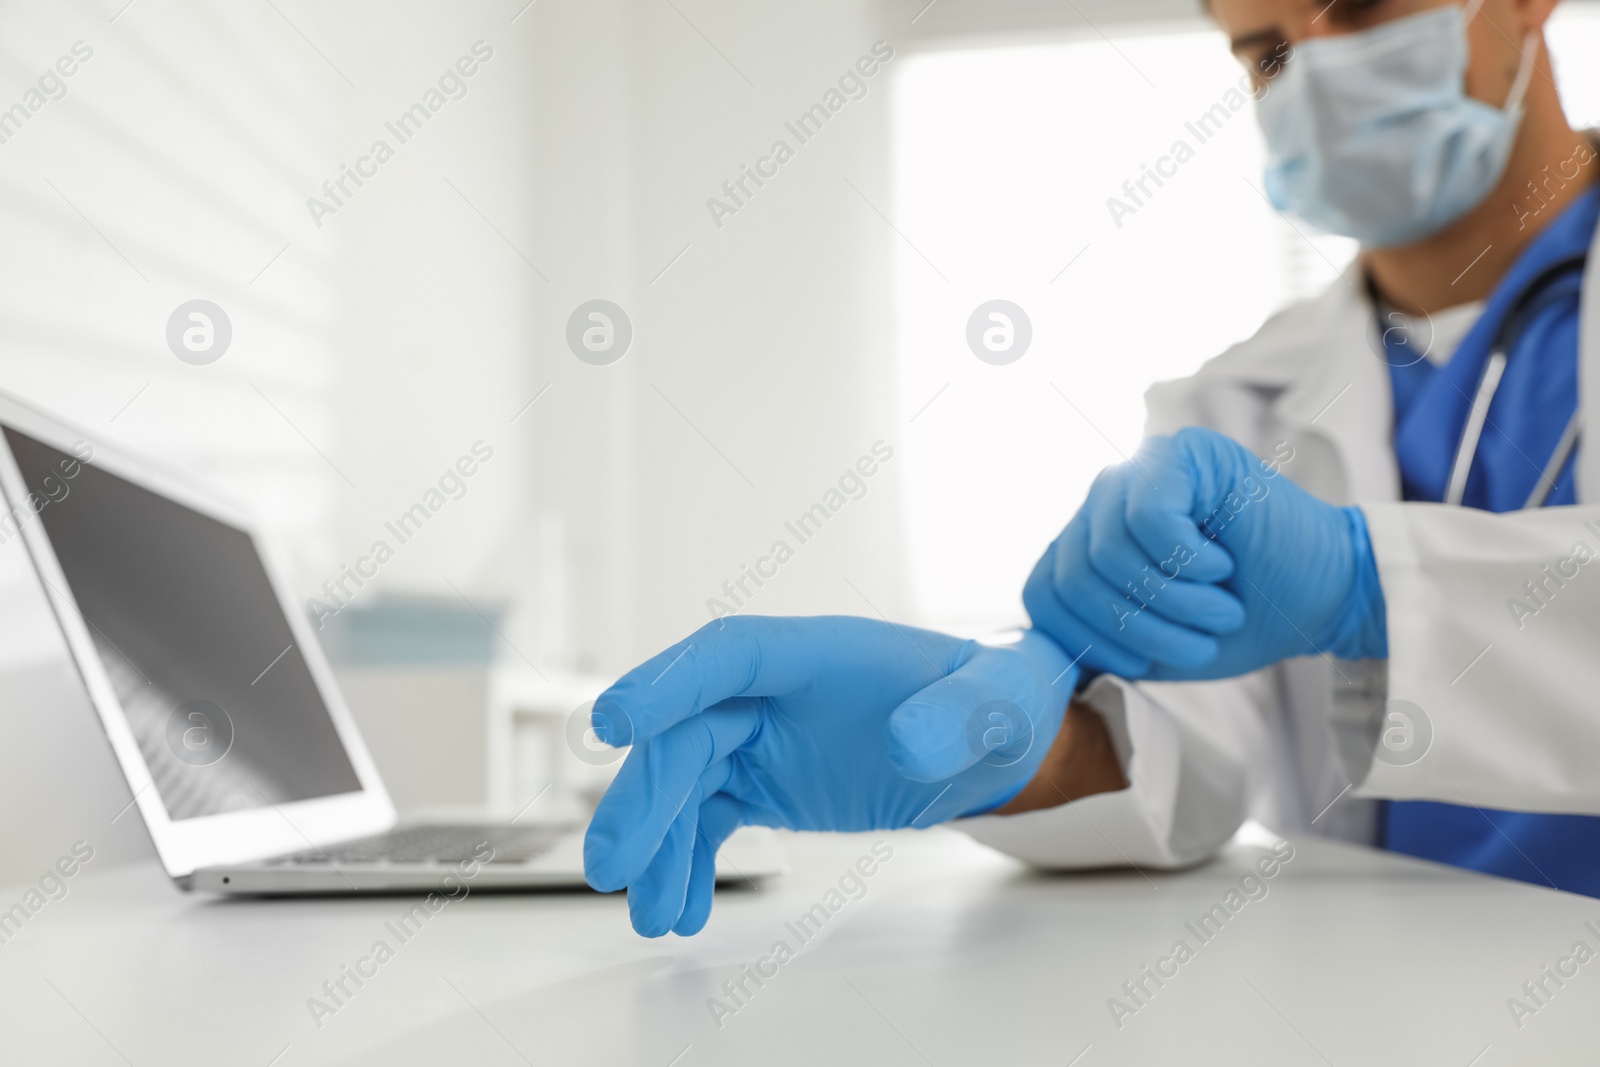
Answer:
4;426;362;821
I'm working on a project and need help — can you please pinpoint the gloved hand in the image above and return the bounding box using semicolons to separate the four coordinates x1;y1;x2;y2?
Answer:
1023;426;1386;682
582;616;1079;937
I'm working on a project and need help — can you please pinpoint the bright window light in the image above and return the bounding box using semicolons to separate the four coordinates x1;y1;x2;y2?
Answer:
893;11;1600;634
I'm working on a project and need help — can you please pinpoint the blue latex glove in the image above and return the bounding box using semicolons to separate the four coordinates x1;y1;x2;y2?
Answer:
1023;426;1387;682
582;616;1079;937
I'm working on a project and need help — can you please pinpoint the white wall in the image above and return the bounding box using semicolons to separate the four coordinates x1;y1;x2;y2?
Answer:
0;1;533;663
509;0;922;671
0;0;931;687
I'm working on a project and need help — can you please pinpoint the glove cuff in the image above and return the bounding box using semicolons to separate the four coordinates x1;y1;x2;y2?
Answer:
1327;505;1389;661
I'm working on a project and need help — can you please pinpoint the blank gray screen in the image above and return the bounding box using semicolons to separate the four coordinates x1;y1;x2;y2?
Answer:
5;427;361;820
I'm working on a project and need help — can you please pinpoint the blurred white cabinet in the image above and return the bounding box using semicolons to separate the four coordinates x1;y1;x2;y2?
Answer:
488;665;617;824
319;597;616;822
332;661;617;823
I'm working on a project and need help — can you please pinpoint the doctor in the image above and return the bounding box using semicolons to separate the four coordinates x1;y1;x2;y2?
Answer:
583;0;1600;937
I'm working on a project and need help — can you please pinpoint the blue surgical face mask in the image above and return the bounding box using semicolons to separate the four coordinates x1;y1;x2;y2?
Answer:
1256;5;1538;248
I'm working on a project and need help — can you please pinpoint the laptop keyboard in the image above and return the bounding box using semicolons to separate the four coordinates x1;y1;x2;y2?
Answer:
268;824;570;866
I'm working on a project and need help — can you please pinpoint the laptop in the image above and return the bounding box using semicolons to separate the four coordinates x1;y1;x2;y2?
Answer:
0;392;786;894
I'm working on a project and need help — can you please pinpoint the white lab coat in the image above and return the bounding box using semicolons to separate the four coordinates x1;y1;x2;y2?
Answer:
960;209;1600;869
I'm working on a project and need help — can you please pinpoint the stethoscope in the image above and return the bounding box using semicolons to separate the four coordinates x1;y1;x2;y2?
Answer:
1385;252;1589;509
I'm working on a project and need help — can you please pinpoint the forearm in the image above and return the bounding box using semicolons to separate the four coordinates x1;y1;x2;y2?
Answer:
994;700;1128;815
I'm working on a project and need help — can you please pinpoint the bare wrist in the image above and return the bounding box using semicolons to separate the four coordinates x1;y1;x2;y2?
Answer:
993;700;1128;815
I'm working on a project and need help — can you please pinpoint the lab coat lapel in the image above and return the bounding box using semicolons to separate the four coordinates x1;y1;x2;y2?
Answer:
1259;281;1402;505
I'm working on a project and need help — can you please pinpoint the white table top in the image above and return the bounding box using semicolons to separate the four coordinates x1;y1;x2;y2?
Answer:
1;826;1597;1065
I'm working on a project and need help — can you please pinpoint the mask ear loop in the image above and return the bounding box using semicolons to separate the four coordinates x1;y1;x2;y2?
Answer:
1502;31;1539;115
